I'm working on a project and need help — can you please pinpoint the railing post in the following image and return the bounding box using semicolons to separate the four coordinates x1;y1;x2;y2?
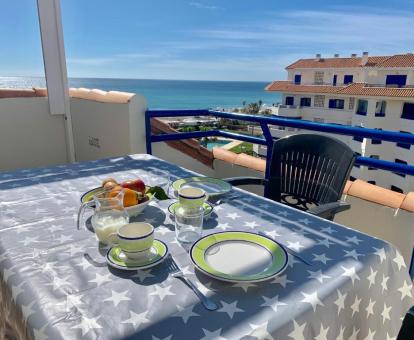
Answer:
145;110;152;155
260;122;274;197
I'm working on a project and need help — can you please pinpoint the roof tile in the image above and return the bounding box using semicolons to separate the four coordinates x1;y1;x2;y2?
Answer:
286;53;414;69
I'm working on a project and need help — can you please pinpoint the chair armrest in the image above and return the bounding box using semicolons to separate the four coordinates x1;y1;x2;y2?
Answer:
308;201;350;219
223;177;267;187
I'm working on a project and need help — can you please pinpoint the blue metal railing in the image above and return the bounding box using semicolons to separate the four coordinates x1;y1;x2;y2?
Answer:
145;109;414;177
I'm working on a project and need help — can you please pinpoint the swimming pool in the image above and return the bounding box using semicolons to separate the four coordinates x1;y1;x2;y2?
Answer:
203;140;231;150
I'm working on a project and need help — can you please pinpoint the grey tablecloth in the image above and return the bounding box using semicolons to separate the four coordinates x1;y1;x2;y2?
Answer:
0;154;413;340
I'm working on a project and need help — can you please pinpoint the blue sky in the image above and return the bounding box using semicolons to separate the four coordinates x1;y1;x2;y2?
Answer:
1;0;414;81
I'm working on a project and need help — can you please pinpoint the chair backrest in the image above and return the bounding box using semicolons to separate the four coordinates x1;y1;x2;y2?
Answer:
266;134;355;210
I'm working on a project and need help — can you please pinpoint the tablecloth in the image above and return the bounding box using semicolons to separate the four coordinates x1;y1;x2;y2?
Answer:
0;154;413;340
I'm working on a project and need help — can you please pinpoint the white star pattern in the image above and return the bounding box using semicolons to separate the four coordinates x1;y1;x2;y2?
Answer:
149;285;175;301
174;305;199;324
264;230;280;238
349;327;360;340
366;298;376;318
334;290;346;315
200;328;227;340
21;300;36;320
307;270;331;283
381;274;390;293
287;241;304;252
314;324;329;340
398;280;413;300
341;266;360;285
103;290;131;307
393;252;406;270
232;282;257;292
381;303;392;323
248;321;274;340
316;238;334;248
301;291;324;312
72;315;102;337
344;249;363;260
346;236;362;245
226;212;240;220
387;333;397;340
367;267;377;288
373;247;387;263
88;273;112;287
321;226;336;234
364;328;376;340
217;223;231;231
288;320;306;340
218;301;243;318
350;296;361;317
244;221;259;229
272;274;293;288
33;324;49;340
312;253;332;265
132;270;154;283
336;326;345;340
261;295;287;312
122;311;150;330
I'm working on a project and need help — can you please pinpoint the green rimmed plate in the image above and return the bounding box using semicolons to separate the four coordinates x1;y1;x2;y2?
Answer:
106;239;168;270
172;177;232;197
168;201;214;217
190;231;288;283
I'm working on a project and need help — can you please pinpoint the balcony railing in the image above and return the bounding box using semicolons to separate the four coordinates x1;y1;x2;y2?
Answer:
145;109;414;179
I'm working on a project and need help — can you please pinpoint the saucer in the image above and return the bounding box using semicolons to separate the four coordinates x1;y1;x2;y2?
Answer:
168;201;213;217
106;239;168;270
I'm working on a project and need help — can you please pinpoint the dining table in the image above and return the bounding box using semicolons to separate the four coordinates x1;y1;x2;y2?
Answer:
0;153;413;340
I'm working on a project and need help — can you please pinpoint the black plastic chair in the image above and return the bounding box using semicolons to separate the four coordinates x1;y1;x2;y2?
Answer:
225;134;356;220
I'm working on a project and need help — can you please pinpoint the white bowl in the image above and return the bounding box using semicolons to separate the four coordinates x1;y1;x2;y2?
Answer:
125;196;153;217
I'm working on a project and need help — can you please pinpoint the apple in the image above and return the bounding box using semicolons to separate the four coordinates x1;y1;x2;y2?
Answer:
121;179;146;195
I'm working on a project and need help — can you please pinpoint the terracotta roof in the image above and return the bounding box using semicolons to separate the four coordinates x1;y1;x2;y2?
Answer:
266;81;414;98
213;149;414;212
286;54;414;69
266;81;345;94
0;87;135;103
213;148;266;172
151;118;214;168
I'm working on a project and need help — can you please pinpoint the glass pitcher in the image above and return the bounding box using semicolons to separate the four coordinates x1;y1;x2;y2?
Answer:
77;190;129;245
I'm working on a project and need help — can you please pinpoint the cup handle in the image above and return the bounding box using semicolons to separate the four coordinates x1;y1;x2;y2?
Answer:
107;233;119;247
77;201;93;230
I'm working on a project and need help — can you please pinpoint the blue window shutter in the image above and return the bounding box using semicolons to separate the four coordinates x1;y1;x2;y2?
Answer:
294;75;301;84
386;75;407;87
344;75;353;84
333;75;337;86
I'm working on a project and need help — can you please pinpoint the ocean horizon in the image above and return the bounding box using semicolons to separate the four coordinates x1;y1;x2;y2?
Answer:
0;76;281;109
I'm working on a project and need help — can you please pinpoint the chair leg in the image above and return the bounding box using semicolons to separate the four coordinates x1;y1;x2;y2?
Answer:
409;247;414;281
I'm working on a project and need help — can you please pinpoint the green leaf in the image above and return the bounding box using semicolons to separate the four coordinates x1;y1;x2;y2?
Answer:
146;186;169;200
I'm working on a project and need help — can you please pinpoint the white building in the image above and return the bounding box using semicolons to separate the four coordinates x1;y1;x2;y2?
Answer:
265;52;414;193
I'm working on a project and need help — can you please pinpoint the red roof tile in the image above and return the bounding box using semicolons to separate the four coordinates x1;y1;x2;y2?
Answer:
266;81;414;98
286;54;414;69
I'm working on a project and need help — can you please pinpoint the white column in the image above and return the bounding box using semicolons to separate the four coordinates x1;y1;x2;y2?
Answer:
37;0;75;162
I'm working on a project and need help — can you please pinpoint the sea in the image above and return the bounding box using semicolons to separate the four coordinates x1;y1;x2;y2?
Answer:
0;76;281;109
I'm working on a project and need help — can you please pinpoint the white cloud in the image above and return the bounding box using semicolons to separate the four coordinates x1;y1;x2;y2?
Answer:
189;2;221;10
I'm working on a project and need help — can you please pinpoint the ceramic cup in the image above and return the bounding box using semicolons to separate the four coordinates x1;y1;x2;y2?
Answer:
108;222;154;260
178;187;207;209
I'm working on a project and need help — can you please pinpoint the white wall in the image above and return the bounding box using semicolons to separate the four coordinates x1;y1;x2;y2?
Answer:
0;97;67;171
0;94;148;170
70;94;147;162
152;143;214;177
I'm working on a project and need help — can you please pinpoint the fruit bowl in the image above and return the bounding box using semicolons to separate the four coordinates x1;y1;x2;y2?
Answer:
80;186;154;217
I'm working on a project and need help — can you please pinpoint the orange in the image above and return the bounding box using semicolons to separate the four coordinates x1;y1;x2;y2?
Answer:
123;188;139;207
